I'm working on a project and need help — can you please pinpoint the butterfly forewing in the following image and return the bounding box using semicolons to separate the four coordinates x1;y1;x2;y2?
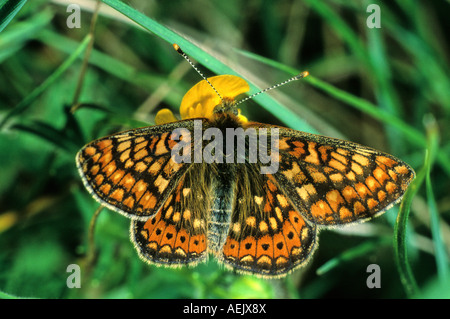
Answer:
266;125;415;226
76;120;202;220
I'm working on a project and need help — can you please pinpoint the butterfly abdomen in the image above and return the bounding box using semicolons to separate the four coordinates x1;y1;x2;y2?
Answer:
207;164;236;255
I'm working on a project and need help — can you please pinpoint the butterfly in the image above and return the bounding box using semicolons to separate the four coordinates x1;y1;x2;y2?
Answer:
76;45;415;278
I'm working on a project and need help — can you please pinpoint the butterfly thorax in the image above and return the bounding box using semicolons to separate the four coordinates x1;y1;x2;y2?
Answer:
212;97;239;117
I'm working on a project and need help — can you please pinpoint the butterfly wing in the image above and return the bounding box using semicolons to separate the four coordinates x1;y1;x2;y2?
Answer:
253;122;415;226
219;166;317;277
76;119;205;220
131;164;211;266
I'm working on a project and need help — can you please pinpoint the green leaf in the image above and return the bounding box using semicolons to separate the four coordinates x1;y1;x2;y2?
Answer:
0;0;27;32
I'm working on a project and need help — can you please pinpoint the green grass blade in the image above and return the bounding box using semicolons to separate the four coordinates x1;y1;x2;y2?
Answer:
100;0;315;132
0;0;27;32
394;179;421;297
424;116;449;283
316;238;390;275
0;34;92;129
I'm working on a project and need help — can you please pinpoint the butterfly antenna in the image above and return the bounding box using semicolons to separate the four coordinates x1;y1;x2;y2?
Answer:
235;71;309;106
173;44;224;102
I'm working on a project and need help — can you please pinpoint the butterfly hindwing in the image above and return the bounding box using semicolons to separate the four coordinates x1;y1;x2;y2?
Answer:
131;164;211;266
219;165;317;277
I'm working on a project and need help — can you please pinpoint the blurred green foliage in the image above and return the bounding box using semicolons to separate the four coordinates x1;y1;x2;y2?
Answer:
0;0;449;299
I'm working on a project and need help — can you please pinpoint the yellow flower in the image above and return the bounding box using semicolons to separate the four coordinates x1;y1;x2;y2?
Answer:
155;75;250;125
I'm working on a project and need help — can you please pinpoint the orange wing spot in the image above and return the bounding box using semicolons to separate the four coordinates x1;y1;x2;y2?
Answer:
288;210;304;230
385;181;398;194
282;221;301;252
99;183;111;195
282;162;301;181
266;179;278;192
346;171;356;181
278;139;290;150
296;183;317;201
182;209;191;221
329;173;344;183
326;189;345;212
189;234;206;255
339;207;353;221
120;173;136;191
131;180;148;201
110;169;125;183
98;151;113;168
160;224;177;246
84;146;97;156
318;145;332;162
257;235;274;258
90;164;100;176
355;182;371;198
134;161;148;173
154;133;169;156
311;200;333;221
113;151;129;168
135;136;145;144
342;186;358;203
148;219;165;243
365;176;381;193
117;141;131;153
331;151;347;165
148;158;163;176
373;167;390;185
246;216;257;228
276;194;289;207
388;169;398;182
395;165;410;175
134;148;148;161
259;221;269;234
231;222;241;234
91;153;101;163
377;190;387;202
273;232;289;259
238;236;257;258
269;217;278;231
304;142;320;165
292;141;305;151
367;198;379;210
124;158;135;169
377;156;397;167
275;207;283;222
352;154;369;166
123;195;135;209
223;238;239;260
154;174;170;194
353;201;366;215
309;167;328;183
94;174;104;186
103;161;117;177
256;255;272;269
329;159;347;171
172;211;181;223
174;228;190;255
110;188;124;202
351;162;364;175
163;195;173;209
97;139;112;150
139;191;157;210
263;198;272;213
336;148;349;156
165;206;174;219
134;140;148;152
